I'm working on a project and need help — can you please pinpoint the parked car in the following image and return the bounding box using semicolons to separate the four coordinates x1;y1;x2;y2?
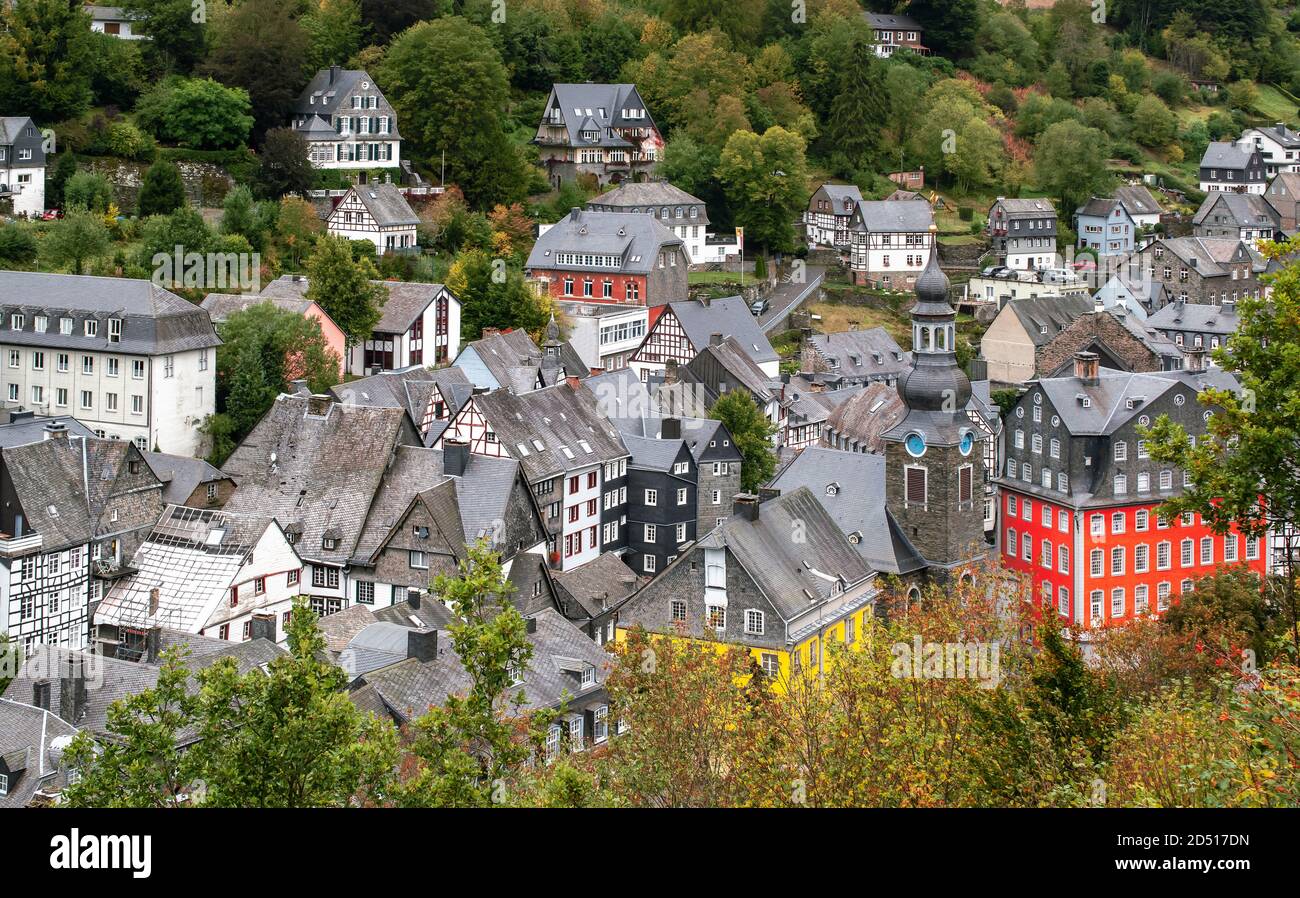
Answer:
1040;268;1079;285
750;298;769;316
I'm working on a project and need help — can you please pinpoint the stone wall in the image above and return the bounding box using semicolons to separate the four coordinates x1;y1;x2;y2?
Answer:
87;158;236;210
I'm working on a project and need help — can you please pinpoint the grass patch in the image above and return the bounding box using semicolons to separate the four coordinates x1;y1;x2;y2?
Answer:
688;270;747;285
805;300;911;345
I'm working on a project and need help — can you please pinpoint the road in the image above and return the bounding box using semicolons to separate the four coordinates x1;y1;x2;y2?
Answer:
758;264;825;333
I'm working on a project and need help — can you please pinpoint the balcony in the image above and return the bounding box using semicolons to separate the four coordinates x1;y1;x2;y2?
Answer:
0;531;41;558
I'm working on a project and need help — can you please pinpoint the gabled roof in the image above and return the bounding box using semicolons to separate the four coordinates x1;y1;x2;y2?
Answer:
813;183;865;211
769;447;925;575
1200;141;1255;170
1192;192;1278;229
200;292;325;323
95;505;281;633
0;414;94;449
863;12;922;30
991;197;1058;216
1114;184;1163;218
588;181;704;209
543;83;657;147
850;199;934;232
664;296;778;368
1154;236;1251;276
1036;368;1186;436
823;380;907;452
0;698;77;808
553;552;639;619
685;335;779;405
701;488;873;621
455;328;585;393
1076;197;1131;220
468;380;629;481
142;451;229;506
526;208;682;276
294;67;393;124
583;368;738;462
332;364;473;433
807;328;909;378
0;116;40;145
1246;122;1300;148
332;183;420;229
222;394;417;564
1005;294;1095;346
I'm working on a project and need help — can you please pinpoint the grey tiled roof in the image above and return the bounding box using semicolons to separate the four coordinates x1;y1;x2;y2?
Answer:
1200;141;1254;171
456;328;585;393
344;183;420;228
1113;185;1163;218
543;83;657;148
469;381;629;482
705;487;873;621
850;199;934;232
864;12;922;29
1152;237;1249;277
527;208;682;276
1147;299;1242;336
0;414;94;449
686;335;779;404
807;328;909;378
0;698;77;808
1006;295;1095;347
260;274;451;335
1192;192;1278;229
141;451;229;506
222;395;415;564
0;272;221;356
1037;368;1182;436
824;381;907;453
769;447;925;575
588;181;708;223
668;296;778;367
991;197;1058;217
553;552;639;619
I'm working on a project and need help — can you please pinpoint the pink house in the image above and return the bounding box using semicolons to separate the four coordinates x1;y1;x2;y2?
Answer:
200;290;348;379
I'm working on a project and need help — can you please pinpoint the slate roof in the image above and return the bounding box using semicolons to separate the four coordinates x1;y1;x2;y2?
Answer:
294;68;399;138
350;607;610;723
666;296;778;368
142;451;229;506
1037;368;1184;436
864;12;922;30
1076;197;1129;219
1192;192;1278;230
1153;237;1250;276
542;83;657;148
1248;122;1300;148
0;698;77;808
222;394;416;564
584;368;737;462
699;487;874;621
823;380;907;453
0;116;41;146
1093;273;1166;315
850;199;934;232
769;447;925;575
588;181;707;222
260;274;449;335
992;197;1058;217
553;552;639;619
332;364;472;443
335;183;420;228
806;328;909;379
1147;299;1242;336
0;272;221;356
1200;141;1255;171
456;328;586;393
814;183;864;211
199;291;328;324
0;414;94;449
685;335;779;405
469;380;629;482
373;597;455;631
527;208;682;276
1006;294;1095;346
1114;185;1163;218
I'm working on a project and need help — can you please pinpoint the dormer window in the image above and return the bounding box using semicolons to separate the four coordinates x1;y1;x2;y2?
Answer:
85;319;98;337
108;318;122;343
323;537;337;550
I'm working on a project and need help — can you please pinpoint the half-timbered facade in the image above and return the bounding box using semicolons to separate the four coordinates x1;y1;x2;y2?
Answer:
326;184;419;255
804;183;864;249
847;200;935;288
629;296;780;382
435;380;630;572
534;83;663;187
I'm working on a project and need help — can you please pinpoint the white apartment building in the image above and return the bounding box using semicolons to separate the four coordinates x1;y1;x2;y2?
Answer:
554;300;647;371
0;272;220;455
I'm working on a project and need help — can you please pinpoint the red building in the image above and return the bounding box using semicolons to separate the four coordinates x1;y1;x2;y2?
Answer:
526;208;689;309
997;352;1267;628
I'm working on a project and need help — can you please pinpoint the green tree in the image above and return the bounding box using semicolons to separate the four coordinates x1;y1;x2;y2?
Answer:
121;0;207;73
305;234;386;349
137;159;187;217
445;249;550;342
1163;566;1281;667
0;0;96;121
396;540;546;807
47;152;79;210
823;36;888;174
63;171;115;214
1144;239;1300;655
0;224;38;268
302;0;364;71
709;390;776;492
136;77;254;150
717;126;809;254
136;205;214;271
1034;120;1112;215
1131;94;1178;147
379;17;526;208
255;127;314;200
203;0;310;143
220;184;261;248
41;209;111;275
905;0;984;58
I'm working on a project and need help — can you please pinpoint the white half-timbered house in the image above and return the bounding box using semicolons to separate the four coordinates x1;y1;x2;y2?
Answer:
804;183;864;249
629;296;780;383
435;380;630;573
847;201;935;288
326;184;419;256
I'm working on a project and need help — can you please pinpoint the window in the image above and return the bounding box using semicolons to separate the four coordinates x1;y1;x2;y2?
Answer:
1041;539;1052;569
1090;590;1103;624
1157;582;1171;611
1007;528;1017;558
1090;549;1103;578
1111;588;1125;618
904;466;927;505
644;488;657;506
80;390;93;410
707;605;725;630
676;487;687;505
1224;534;1239;562
132;359;145;379
356;581;374;604
1200;537;1213;565
1135;509;1149;531
1022;532;1031;560
84;319;97;337
1111;512;1125;534
1114;441;1127;461
594;706;609;743
230;585;239;607
744;609;764;635
1246;536;1260;560
288;569;299;586
643;554;656;573
311;566;340;589
1135;544;1149;573
410;550;428;569
761;653;780;678
164;356;174;378
1114;473;1127;495
670;599;686;622
1058;545;1069;574
1181;538;1194;567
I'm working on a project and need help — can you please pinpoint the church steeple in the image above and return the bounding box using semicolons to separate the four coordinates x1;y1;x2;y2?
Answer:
897;231;971;413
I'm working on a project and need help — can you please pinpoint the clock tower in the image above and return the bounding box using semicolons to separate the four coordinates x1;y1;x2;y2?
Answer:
881;242;988;575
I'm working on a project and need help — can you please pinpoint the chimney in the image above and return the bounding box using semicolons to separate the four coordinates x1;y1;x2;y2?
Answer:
1222;298;1236;315
306;393;332;416
481;327;501;339
290;378;309;397
664;359;679;385
32;680;50;711
58;654;87;725
733;493;760;522
526;616;538;634
442;438;469;477
9;409;34;422
565;375;581;390
1184;346;1208;373
661;417;681;440
1278;122;1287;136
570;207;582;222
145;626;161;665
709;333;724;346
407;588;421;610
249;613;276;643
43;421;67;441
406;628;438;663
149;586;160;616
1073;351;1100;385
329;64;340;84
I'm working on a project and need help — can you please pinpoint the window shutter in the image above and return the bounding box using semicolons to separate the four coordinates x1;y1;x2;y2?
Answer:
959;466;972;503
905;467;926;505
